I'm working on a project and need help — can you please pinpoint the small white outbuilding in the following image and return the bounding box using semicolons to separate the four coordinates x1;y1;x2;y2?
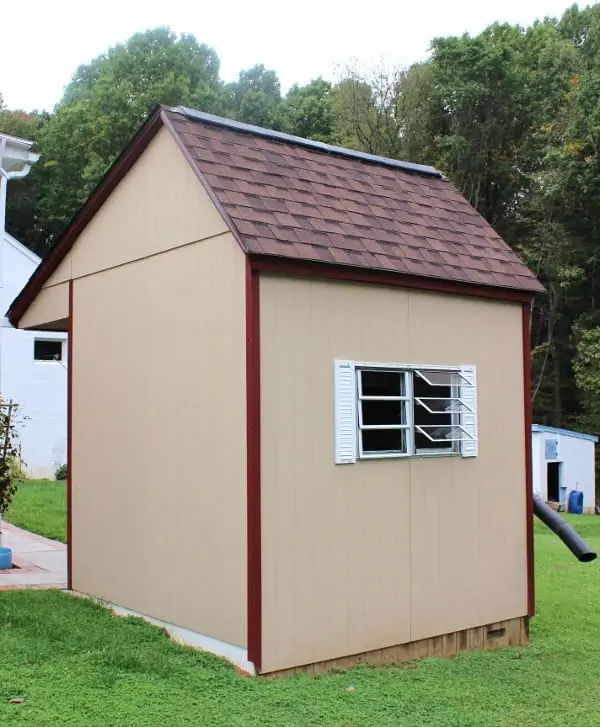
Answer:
532;425;598;513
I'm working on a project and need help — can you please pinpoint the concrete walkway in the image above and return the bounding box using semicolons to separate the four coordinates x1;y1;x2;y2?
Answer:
0;522;67;591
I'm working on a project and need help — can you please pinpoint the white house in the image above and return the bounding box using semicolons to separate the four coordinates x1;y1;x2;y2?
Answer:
0;232;67;477
0;132;67;478
532;424;598;513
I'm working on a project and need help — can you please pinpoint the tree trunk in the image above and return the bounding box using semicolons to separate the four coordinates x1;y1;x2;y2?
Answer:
552;341;562;426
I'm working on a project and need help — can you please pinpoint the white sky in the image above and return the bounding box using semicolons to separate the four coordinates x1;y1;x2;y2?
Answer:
1;0;582;112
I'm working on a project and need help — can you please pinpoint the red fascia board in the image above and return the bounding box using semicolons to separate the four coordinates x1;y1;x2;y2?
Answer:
249;255;536;304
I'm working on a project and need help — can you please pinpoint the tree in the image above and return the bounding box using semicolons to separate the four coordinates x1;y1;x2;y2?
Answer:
224;64;282;127
37;27;222;249
281;78;335;141
332;65;407;158
0;107;49;254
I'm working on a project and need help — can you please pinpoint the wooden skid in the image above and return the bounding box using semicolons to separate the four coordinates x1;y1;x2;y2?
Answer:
264;616;528;677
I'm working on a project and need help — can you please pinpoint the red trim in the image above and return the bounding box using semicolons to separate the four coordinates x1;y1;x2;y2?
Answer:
7;108;165;328
523;302;535;616
67;280;74;590
250;256;536;303
246;260;262;671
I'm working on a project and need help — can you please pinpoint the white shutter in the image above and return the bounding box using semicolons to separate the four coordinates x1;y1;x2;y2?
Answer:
459;365;478;457
334;360;357;464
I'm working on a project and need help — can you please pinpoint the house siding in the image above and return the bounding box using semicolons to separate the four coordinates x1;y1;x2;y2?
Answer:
259;274;527;673
0;236;68;478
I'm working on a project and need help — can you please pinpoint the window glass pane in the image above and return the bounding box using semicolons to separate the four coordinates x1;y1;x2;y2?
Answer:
416;426;468;441
362;428;407;453
360;370;405;397
415;398;467;414
34;340;63;362
361;399;406;426
415;370;459;387
413;372;455;451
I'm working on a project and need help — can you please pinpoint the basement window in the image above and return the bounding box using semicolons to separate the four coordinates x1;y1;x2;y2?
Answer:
34;339;64;362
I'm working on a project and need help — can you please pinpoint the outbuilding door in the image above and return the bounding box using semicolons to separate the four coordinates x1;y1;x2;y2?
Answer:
547;461;562;502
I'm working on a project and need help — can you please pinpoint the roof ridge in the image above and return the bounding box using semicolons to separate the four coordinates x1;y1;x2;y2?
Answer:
168;106;444;180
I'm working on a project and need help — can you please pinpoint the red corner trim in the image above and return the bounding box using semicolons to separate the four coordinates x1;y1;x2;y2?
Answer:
523;302;535;616
246;259;262;671
67;280;74;590
249;255;536;303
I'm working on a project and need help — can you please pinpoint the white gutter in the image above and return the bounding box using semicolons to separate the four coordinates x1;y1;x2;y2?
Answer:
0;134;41;290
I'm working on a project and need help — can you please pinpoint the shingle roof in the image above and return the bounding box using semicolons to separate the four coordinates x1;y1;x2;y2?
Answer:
166;107;543;294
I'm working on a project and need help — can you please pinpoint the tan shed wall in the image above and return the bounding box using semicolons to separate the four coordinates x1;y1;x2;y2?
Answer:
259;274;527;673
72;234;247;646
38;124;249;648
18;281;69;330
42;126;229;288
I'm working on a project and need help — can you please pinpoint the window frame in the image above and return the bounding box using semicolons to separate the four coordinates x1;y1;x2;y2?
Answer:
353;361;474;460
33;338;65;363
357;368;413;459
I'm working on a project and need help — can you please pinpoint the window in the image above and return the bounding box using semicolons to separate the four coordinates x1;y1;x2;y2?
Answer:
358;369;410;456
34;339;64;362
334;360;478;464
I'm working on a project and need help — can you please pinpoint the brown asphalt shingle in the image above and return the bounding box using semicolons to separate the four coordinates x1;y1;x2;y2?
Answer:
166;109;543;293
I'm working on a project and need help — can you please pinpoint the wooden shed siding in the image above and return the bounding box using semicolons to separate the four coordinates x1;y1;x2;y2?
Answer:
71;234;247;646
259;274;527;673
18;281;69;330
42;125;228;288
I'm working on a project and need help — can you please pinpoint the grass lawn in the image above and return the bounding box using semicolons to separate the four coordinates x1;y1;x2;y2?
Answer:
0;516;599;725
5;479;67;543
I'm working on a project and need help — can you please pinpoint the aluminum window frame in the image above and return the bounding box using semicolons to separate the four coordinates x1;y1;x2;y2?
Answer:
357;368;412;458
354;362;473;460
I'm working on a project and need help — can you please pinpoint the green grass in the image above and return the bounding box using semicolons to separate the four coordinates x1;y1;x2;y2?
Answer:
5;479;66;542
0;517;599;725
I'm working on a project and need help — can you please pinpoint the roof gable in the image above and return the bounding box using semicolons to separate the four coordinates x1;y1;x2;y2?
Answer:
165;107;542;294
7;105;543;327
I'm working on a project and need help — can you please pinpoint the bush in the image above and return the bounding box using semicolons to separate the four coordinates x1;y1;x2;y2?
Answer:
55;464;68;481
8;456;27;481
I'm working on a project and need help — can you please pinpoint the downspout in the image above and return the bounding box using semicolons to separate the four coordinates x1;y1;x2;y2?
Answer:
0;140;4;547
0;137;7;292
0;141;37;548
0;146;37;290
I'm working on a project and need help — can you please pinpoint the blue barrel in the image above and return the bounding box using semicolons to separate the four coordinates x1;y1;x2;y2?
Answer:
568;490;584;515
0;547;12;570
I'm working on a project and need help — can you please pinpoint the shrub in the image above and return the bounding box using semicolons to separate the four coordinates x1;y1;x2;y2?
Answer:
55;464;68;481
8;456;27;481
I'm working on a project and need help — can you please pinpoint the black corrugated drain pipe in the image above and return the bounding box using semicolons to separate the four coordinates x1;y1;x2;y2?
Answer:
534;494;597;562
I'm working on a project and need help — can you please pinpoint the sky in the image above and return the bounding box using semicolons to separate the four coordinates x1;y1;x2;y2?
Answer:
0;0;584;112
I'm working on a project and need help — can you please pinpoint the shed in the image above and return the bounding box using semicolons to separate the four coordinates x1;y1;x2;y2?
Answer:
531;425;598;513
6;106;544;676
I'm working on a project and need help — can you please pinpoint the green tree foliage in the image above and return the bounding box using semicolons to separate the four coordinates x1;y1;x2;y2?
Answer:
0;107;50;254
5;5;600;439
224;64;282;128
280;78;335;141
37;28;222;243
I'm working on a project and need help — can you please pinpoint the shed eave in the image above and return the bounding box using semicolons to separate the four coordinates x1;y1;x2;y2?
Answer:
532;424;599;443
